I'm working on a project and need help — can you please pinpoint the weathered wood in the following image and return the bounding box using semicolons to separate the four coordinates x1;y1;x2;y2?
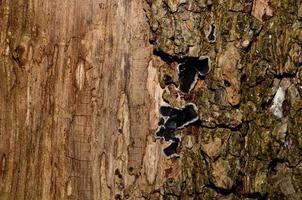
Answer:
0;0;164;199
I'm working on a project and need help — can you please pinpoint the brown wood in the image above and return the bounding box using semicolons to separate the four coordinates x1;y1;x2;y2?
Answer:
0;0;165;199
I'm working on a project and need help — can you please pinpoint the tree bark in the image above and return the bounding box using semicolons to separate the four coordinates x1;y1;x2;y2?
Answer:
0;0;302;200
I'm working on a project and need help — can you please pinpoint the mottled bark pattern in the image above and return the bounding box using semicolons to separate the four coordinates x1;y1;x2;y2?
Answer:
149;0;302;199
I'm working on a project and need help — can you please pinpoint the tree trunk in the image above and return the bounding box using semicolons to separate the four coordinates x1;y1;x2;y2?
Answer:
0;0;301;200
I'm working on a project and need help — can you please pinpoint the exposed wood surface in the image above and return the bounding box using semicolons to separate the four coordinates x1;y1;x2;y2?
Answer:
0;0;167;199
252;0;273;22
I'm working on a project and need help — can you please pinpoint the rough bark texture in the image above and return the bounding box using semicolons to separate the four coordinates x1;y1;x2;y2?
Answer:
0;0;301;200
149;0;302;199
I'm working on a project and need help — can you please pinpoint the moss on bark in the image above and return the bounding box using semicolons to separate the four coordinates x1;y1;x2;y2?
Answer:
149;0;302;199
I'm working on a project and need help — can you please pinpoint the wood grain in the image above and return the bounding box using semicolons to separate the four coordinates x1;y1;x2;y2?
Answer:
0;0;169;199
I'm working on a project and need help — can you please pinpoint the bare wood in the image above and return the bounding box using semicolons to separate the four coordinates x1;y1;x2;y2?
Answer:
0;0;164;199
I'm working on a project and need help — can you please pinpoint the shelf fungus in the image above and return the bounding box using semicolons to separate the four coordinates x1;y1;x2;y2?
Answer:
178;56;210;93
155;103;199;158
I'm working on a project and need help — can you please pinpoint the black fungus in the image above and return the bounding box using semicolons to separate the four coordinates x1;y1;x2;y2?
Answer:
155;97;200;159
163;137;180;158
153;49;210;93
155;103;199;159
178;63;197;93
179;104;199;127
160;106;179;117
159;104;199;131
153;49;181;63
155;126;167;138
207;23;216;43
155;126;175;141
165;105;198;129
178;57;210;93
158;117;165;126
191;57;210;76
165;119;177;130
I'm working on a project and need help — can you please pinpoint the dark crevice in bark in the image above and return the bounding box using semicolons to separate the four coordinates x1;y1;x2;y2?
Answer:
205;180;268;200
267;158;288;172
154;49;210;66
205;180;236;196
201;123;242;132
153;49;181;63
